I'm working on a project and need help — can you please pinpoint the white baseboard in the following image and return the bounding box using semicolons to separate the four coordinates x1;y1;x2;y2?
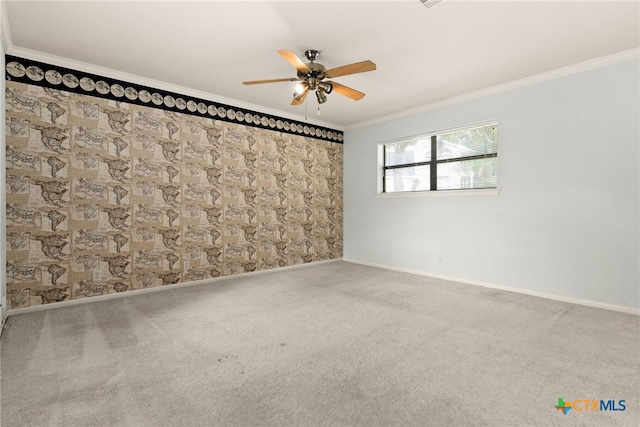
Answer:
343;258;640;316
9;258;638;317
6;259;341;317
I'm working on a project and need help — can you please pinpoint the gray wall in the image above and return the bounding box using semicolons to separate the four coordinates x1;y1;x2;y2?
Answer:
343;58;639;309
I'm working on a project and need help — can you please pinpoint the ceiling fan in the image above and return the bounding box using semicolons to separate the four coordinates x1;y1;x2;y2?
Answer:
243;49;376;106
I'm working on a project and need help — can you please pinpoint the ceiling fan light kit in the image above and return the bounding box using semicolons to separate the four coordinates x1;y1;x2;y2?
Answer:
319;82;333;94
293;82;308;98
316;90;327;104
243;49;376;107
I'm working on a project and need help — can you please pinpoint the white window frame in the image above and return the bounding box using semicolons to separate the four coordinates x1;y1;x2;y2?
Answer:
377;120;500;197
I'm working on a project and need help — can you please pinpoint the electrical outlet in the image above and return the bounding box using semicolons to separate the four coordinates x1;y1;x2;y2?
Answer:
93;269;101;281
183;260;190;270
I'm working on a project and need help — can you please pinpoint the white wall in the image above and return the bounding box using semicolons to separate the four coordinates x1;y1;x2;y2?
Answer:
344;58;639;310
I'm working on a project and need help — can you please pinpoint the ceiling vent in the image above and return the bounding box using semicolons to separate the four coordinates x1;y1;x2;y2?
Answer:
420;0;445;8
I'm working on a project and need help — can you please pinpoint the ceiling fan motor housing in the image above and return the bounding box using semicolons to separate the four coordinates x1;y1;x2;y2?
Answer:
297;62;327;90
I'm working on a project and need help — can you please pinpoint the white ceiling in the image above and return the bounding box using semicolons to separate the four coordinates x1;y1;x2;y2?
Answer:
2;0;639;129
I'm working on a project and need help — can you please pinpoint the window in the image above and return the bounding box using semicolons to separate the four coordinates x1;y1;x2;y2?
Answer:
381;122;498;193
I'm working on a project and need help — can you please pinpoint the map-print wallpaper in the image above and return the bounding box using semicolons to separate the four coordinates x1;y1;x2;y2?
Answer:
5;75;343;309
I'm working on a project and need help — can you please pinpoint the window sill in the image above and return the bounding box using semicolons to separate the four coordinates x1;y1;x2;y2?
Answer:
376;188;501;198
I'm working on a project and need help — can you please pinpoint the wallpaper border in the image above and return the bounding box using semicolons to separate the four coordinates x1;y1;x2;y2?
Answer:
5;54;344;144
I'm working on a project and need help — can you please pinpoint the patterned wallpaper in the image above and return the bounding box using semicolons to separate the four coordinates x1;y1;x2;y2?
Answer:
4;79;343;309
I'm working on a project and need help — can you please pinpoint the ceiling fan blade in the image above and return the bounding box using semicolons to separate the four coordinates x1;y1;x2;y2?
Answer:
277;49;311;74
243;77;299;85
330;81;365;101
291;88;309;105
325;60;376;78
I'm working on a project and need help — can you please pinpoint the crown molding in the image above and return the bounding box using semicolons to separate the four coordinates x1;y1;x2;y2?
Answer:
346;47;640;131
0;0;13;53
5;44;343;132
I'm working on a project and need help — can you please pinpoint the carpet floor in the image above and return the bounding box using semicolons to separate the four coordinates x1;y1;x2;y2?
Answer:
1;260;638;426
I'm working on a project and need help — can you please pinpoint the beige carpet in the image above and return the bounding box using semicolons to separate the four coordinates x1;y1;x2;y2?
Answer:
1;261;638;426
